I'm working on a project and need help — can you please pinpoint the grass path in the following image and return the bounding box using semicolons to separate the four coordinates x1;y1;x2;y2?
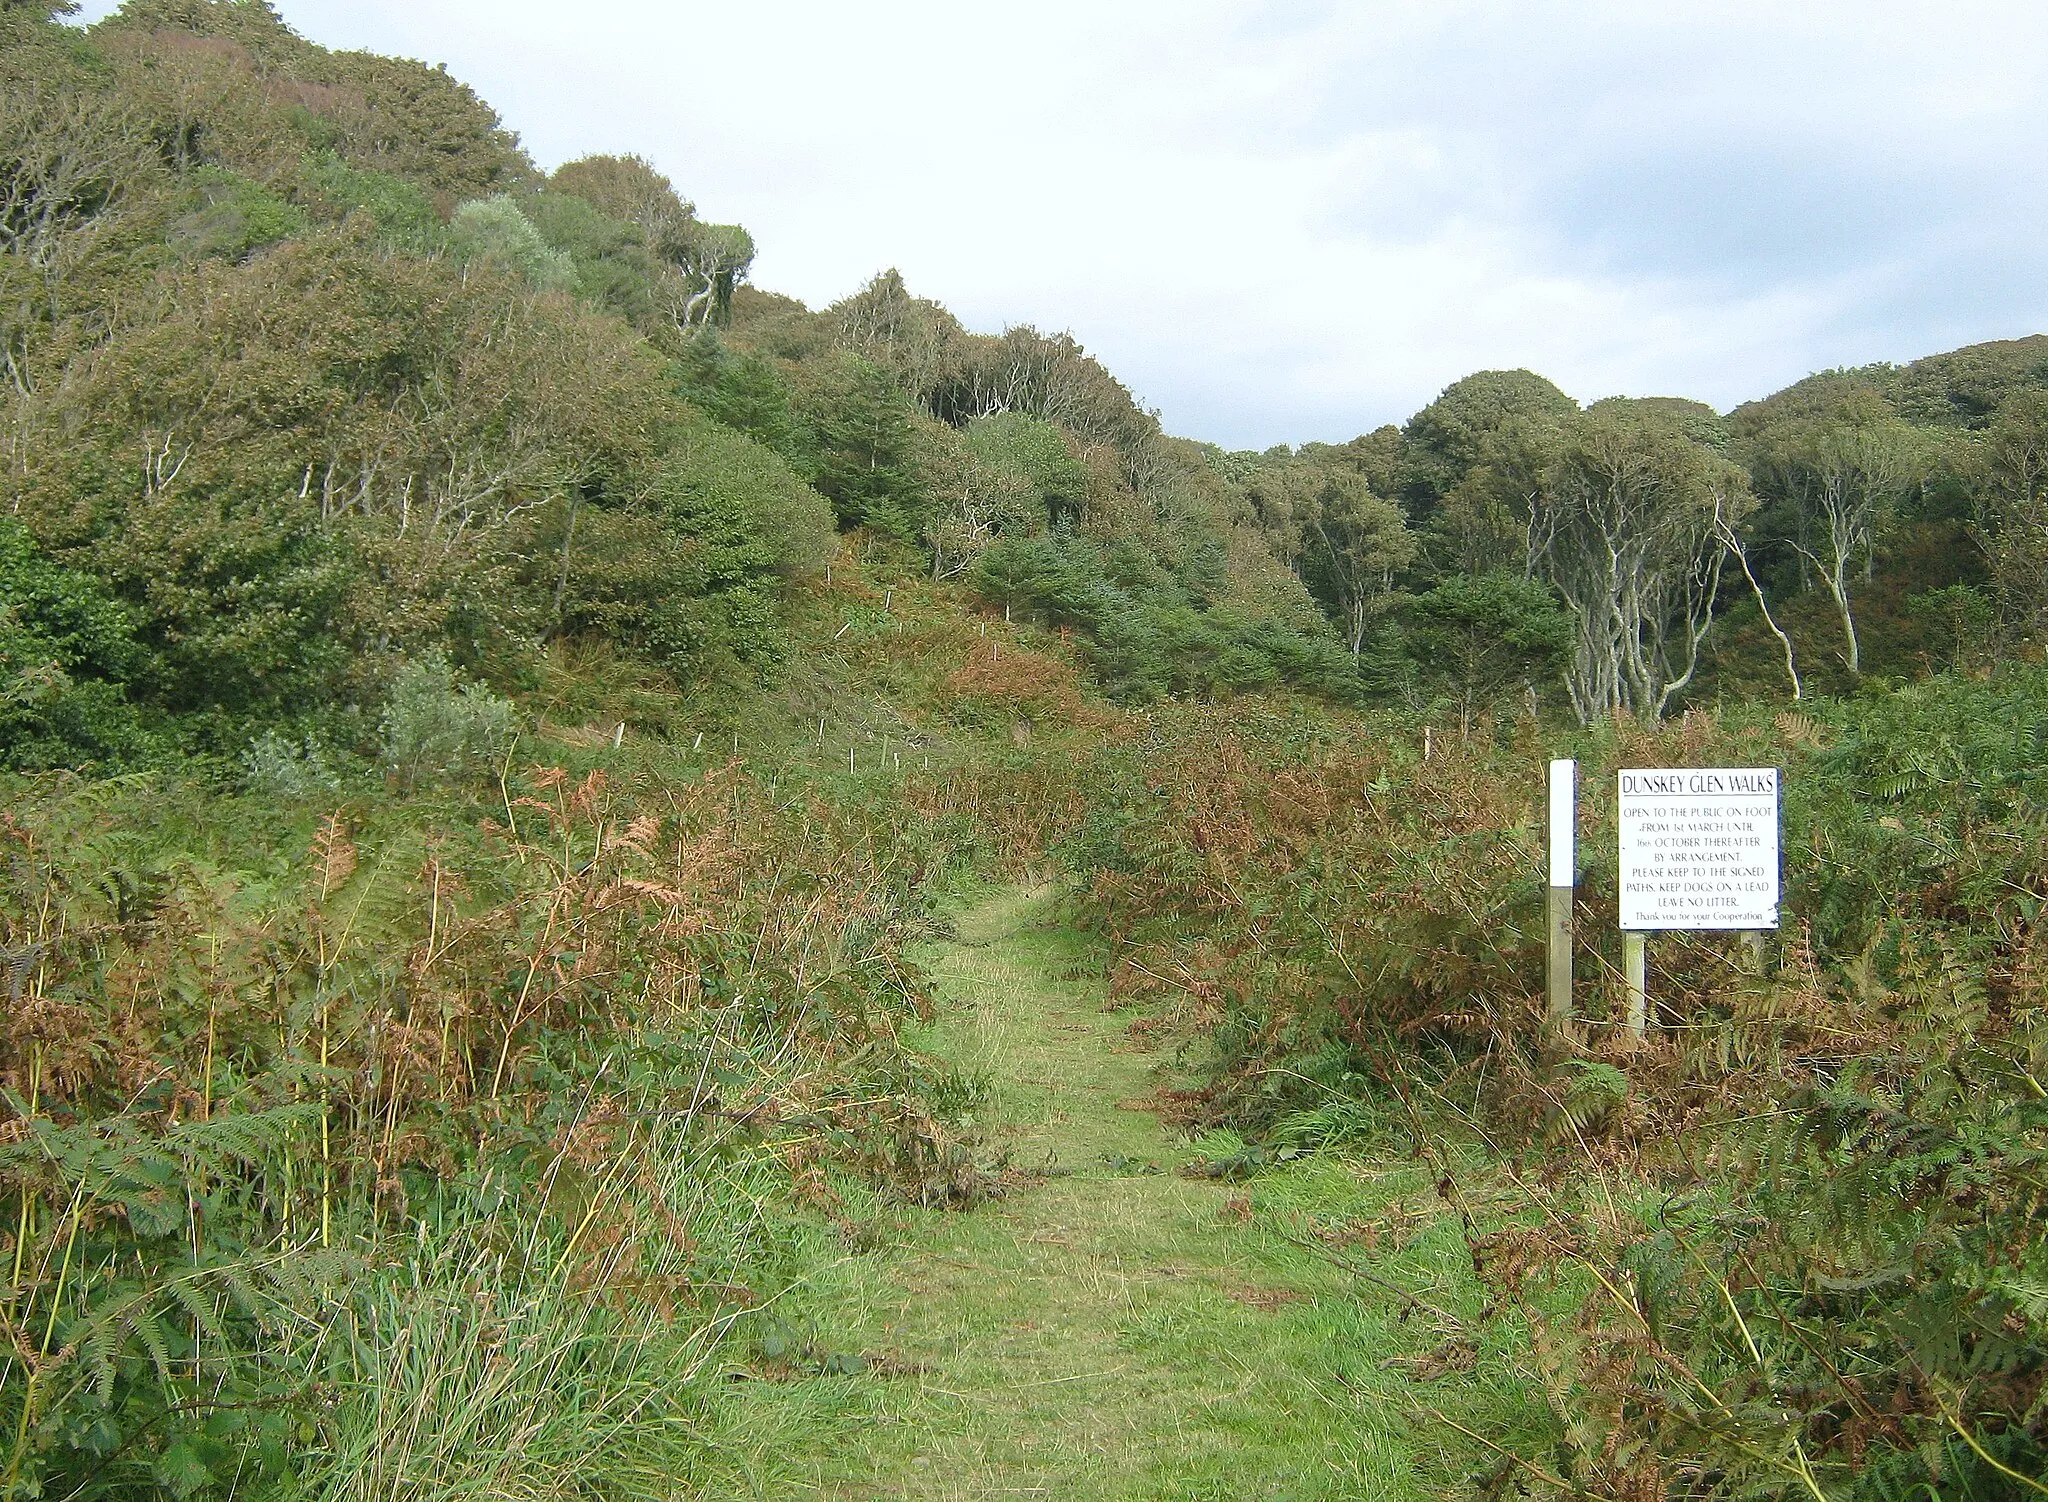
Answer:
719;884;1520;1500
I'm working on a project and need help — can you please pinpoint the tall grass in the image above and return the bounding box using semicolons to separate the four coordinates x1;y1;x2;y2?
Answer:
0;747;969;1498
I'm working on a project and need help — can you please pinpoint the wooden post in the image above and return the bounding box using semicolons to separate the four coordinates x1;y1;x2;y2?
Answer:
1738;929;1765;974
1547;759;1575;1031
1623;931;1648;1044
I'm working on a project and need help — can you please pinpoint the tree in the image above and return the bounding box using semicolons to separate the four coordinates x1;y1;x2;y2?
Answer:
1403;368;1578;516
1714;496;1802;700
798;353;919;534
450;195;574;291
549;154;696;255
676;221;754;329
1297;469;1415;655
964;412;1087;523
830;268;966;412
1431;415;1561;578
0;77;158;326
1531;405;1751;722
1745;389;1928;676
673;331;800;456
917;427;1038;582
317;47;536;203
1978;388;2048;637
945;324;1158;457
1389;571;1570;732
0;517;153;769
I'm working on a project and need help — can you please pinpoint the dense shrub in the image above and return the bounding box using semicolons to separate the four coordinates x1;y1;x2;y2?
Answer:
378;652;515;789
970;531;1356;702
0;520;155;771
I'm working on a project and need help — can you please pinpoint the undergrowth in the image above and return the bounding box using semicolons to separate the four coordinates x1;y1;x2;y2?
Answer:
0;738;979;1499
1071;668;2048;1498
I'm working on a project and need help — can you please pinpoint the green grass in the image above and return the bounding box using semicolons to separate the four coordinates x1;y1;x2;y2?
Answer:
711;884;1545;1500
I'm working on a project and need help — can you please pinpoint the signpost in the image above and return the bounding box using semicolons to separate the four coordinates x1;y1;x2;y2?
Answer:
1615;767;1781;1042
1547;759;1576;1033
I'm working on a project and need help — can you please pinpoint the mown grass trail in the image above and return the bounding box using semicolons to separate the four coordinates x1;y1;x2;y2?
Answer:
719;885;1530;1500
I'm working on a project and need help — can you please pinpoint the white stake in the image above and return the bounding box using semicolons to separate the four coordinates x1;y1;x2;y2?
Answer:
1547;758;1576;1031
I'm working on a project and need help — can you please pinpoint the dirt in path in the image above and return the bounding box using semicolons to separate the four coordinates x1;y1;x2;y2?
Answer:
722;884;1480;1501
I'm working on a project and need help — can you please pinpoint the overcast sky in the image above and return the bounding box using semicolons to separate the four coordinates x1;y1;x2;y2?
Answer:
76;1;2048;449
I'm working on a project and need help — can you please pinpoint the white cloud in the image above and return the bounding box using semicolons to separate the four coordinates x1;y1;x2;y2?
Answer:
71;0;2048;446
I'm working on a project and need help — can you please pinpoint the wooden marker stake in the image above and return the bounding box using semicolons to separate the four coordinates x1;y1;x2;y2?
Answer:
1623;931;1648;1044
1547;758;1576;1032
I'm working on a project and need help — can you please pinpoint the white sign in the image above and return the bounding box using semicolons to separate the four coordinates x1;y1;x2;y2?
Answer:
1617;768;1779;931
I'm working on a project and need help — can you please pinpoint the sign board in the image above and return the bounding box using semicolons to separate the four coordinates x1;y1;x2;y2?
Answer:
1617;768;1779;931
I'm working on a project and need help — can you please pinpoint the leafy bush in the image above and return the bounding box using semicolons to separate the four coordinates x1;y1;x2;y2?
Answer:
378;652;515;789
1366;570;1571;727
672;332;803;458
796;353;922;535
240;728;345;797
963;412;1087;525
171;167;309;261
0;519;154;771
449;195;575;292
298;151;445;249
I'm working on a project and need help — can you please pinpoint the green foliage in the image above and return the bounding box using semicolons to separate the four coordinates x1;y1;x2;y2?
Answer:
672;331;801;456
1368;570;1571;727
799;353;922;535
297;151;442;248
1978;387;2048;640
1906;583;1997;671
548;154;695;255
552;417;833;682
171;166;307;261
0;518;155;770
963;412;1086;524
313;46;534;203
239;727;344;796
657;414;836;580
971;530;1354;702
1293;467;1416;653
448;194;574;292
675;221;754;329
378;650;514;789
522;186;685;333
1402;367;1578;511
1894;333;2048;430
